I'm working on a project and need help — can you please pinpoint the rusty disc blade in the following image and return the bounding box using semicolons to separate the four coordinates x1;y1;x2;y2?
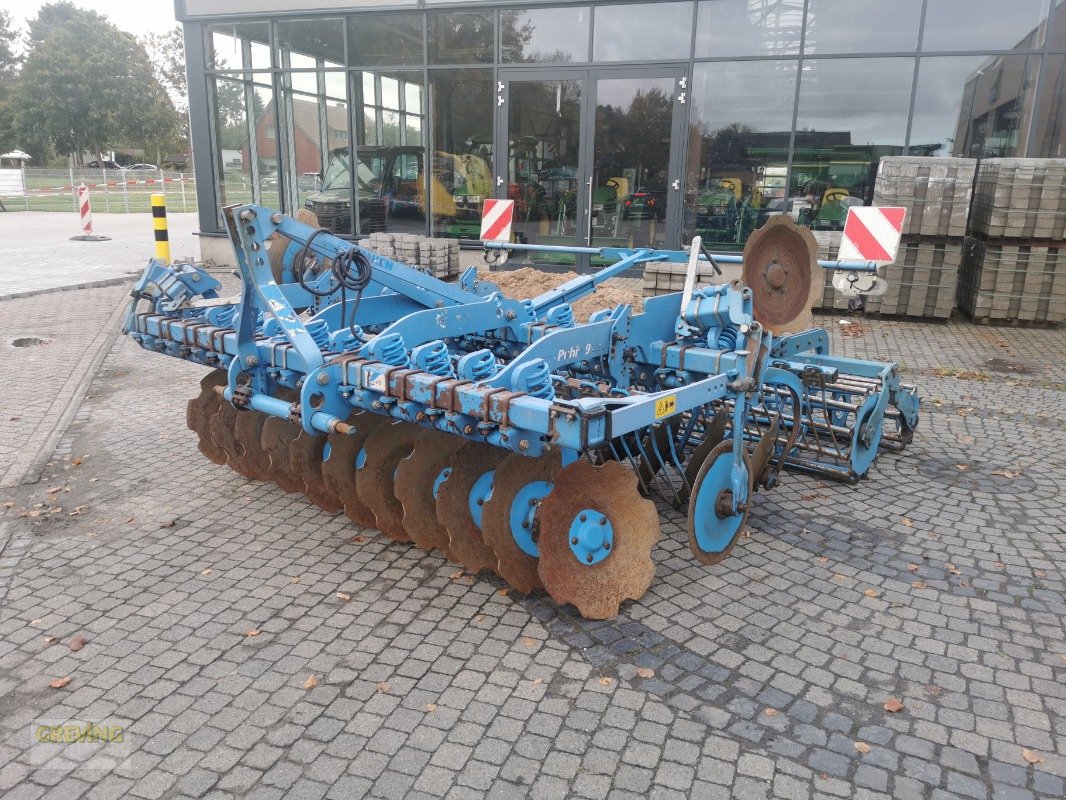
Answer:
742;215;818;332
394;428;465;555
355;421;421;542
259;389;303;493
536;460;661;620
749;415;780;489
232;410;272;482
289;431;343;513
321;411;383;528
681;408;729;501
209;401;259;479
188;370;228;465
481;450;562;595
436;442;509;574
686;440;752;565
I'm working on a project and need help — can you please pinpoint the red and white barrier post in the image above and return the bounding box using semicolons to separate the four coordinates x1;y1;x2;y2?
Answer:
70;182;110;242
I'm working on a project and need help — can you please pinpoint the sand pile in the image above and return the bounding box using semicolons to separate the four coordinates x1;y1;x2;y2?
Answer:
477;267;643;322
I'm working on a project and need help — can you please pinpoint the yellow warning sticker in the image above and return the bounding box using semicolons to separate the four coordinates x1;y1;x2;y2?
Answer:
654;395;677;419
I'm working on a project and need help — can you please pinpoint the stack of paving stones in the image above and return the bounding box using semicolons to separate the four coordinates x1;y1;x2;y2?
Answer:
817;157;974;318
960;158;1066;325
363;232;460;279
642;261;742;297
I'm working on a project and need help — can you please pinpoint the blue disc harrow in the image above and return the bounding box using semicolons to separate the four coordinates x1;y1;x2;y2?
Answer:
124;205;919;618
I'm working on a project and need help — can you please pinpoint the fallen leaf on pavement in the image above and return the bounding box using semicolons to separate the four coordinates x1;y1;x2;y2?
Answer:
336;592;351;601
764;708;778;717
883;698;905;713
637;668;655;679
377;682;391;693
1021;748;1045;765
30;619;41;626
351;535;366;544
49;677;72;689
854;742;871;754
245;629;260;637
160;519;176;528
955;464;968;471
69;635;87;652
497;588;508;596
201;568;212;576
901;517;913;527
521;637;537;647
907;564;918;572
425;704;437;712
532;678;543;686
863;588;879;598
598;677;613;686
911;581;927;590
303;675;318;689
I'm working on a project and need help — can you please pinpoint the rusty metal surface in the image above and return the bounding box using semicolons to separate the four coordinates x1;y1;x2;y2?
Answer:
481;450;562;594
436;442;508;575
394;428;465;556
537;460;660;619
742;215;818;331
356;421;420;542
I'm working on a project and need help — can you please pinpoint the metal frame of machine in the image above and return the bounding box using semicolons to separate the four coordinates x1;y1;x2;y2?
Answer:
124;205;919;618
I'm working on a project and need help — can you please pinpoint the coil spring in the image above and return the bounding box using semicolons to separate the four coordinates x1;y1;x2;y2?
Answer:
546;304;575;328
367;332;411;367
305;319;331;350
512;359;554;400
329;327;362;353
457;349;497;381
206;306;236;328
412;340;454;377
717;323;739;350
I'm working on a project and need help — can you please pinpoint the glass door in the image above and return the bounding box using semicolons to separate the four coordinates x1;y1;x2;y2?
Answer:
497;67;687;267
586;68;688;253
497;70;586;265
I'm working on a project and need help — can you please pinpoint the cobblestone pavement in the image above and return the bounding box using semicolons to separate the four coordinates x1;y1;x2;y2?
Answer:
0;302;1062;800
0;213;200;298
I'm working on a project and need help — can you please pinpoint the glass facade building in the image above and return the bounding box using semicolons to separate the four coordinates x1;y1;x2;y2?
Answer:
178;0;1066;261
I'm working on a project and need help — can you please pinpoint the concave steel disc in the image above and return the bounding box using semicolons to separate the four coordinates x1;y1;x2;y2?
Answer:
435;442;509;575
394;428;465;556
355;421;421;542
232;410;272;482
289;431;343;513
686;441;752;565
742;215;818;331
321;411;383;528
209;401;257;479
680;408;729;502
267;208;320;284
187;370;228;465
481;450;562;595
536;460;660;620
259;389;304;494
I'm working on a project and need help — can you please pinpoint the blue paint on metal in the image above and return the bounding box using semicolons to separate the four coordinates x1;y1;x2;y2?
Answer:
323;442;332;462
509;480;553;558
691;447;747;557
469;471;495;530
567;509;614;566
432;467;452;500
356;448;367;470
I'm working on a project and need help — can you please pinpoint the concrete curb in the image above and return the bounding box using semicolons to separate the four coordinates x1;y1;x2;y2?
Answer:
0;274;138;303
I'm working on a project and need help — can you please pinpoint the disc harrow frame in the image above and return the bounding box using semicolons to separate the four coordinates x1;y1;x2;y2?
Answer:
123;205;920;618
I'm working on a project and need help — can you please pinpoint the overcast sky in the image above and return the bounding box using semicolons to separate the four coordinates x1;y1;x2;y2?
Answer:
0;0;178;41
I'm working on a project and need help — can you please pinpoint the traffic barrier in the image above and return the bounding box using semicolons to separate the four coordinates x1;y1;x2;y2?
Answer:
70;184;110;242
152;194;171;264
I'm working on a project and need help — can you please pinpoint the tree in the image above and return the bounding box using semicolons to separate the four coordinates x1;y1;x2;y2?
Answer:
143;26;189;139
0;11;22;153
11;7;179;165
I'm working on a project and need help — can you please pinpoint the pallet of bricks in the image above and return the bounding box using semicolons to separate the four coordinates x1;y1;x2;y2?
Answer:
362;232;461;279
642;256;742;297
815;156;974;319
960;158;1066;325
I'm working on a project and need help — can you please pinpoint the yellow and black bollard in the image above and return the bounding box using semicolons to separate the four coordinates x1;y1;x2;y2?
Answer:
151;193;171;264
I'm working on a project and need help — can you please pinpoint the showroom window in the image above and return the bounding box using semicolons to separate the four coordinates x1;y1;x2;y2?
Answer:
593;2;695;61
683;60;800;248
501;6;591;63
804;0;922;55
921;0;1049;52
694;0;804;58
347;13;424;67
428;11;495;65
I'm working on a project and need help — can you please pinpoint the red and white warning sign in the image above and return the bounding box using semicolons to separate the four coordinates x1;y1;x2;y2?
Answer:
480;198;514;243
838;206;906;264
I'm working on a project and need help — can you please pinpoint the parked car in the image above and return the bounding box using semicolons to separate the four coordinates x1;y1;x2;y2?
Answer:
125;163;159;172
85;160;122;170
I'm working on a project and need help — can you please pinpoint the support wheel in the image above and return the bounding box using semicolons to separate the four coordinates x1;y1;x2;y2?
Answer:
356;421;420;542
537;460;660;619
321;412;383;528
395;429;465;555
481;450;561;594
687;441;752;565
435;442;508;574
